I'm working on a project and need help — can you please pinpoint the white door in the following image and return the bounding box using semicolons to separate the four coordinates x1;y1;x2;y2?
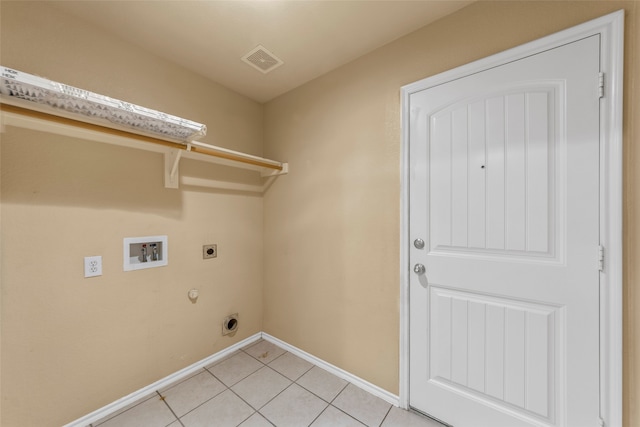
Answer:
409;35;601;427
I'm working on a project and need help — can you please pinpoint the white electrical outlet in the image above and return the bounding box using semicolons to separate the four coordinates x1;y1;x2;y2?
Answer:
84;256;102;278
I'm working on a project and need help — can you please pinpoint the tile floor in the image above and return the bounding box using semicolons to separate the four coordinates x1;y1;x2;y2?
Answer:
89;339;444;427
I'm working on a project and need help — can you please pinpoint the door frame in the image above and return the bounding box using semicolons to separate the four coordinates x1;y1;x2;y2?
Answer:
399;10;624;426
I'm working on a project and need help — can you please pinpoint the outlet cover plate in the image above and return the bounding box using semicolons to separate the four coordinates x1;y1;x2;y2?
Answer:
203;244;217;259
84;256;102;278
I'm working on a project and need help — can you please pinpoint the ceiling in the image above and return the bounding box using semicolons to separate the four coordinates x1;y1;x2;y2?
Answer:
50;1;473;103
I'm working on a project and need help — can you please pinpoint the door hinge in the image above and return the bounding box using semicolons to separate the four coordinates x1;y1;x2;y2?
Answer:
598;72;605;98
598;245;605;271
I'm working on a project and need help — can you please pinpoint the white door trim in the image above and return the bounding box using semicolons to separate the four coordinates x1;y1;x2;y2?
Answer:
399;10;624;426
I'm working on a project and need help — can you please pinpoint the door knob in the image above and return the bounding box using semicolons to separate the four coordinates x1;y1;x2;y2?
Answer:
414;238;425;249
414;263;426;275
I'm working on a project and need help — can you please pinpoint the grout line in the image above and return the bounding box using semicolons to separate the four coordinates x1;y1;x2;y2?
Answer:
263;333;399;406
232;407;255;427
205;351;264;388
92;339;419;427
267;350;288;366
329;382;386;427
250;363;294;400
96;340;434;427
160;367;233;422
290;362;315;382
73;334;264;426
306;404;330;427
268;351;316;381
227;386;263;412
326;404;368;427
156;391;184;427
291;370;348;407
328;382;350;405
161;386;225;421
252;411;277;427
222;362;295;413
242;382;295;419
378;405;394;427
243;341;288;366
256;380;296;411
160;368;208;394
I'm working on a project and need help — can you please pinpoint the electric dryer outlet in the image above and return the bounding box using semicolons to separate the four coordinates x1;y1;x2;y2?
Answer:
203;244;217;259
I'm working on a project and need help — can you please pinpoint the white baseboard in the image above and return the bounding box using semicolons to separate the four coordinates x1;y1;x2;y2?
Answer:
65;331;399;426
262;332;400;407
64;332;262;427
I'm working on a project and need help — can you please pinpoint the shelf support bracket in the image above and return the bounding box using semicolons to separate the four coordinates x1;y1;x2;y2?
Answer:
164;149;183;189
164;144;193;189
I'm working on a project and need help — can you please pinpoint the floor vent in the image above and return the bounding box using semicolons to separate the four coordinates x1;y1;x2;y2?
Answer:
241;45;284;74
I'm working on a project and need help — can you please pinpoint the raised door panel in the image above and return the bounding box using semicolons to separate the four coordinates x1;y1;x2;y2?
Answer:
428;86;562;263
428;287;559;423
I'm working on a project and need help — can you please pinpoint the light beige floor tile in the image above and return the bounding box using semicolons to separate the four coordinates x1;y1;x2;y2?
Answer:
242;338;264;350
268;352;314;380
96;394;176;427
238;412;274;427
381;407;446;427
260;383;328;427
244;340;287;364
297;366;348;402
161;370;226;417
91;340;438;427
206;351;263;386
231;366;292;409
311;405;366;427
180;389;254;427
332;384;392;427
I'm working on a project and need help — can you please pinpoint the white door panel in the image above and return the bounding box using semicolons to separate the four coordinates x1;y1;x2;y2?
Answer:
409;35;600;427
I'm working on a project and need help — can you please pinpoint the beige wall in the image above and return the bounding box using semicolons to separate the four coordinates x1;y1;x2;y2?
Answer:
1;2;265;426
1;1;639;427
263;1;639;426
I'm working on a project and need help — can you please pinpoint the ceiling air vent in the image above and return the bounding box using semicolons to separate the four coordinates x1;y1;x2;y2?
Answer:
241;45;284;74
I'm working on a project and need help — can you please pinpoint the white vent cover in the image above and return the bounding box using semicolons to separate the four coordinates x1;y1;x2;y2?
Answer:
241;45;284;74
